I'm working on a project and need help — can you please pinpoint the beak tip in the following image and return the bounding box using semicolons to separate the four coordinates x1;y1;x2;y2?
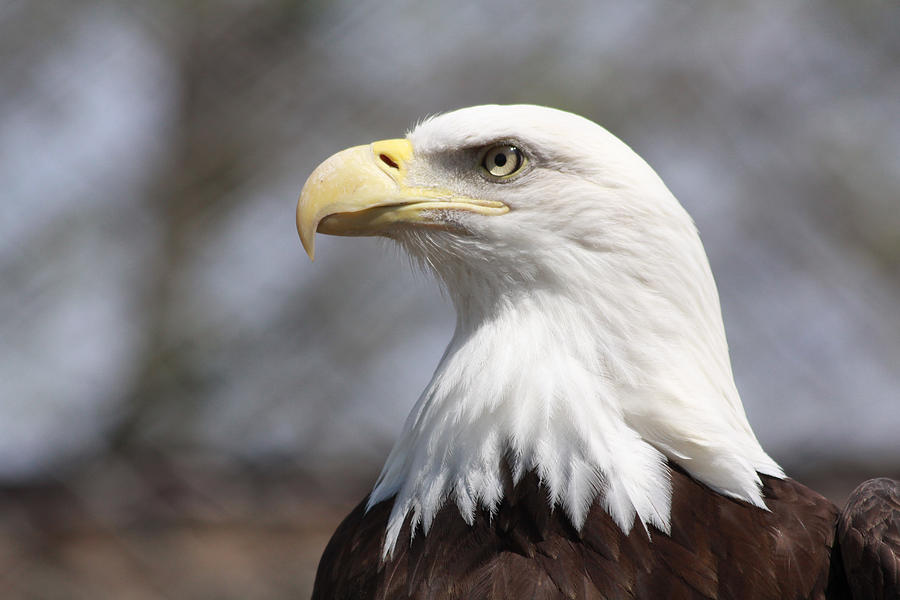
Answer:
298;224;316;262
297;197;317;262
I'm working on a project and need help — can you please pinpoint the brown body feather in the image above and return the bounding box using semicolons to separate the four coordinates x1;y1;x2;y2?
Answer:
834;477;900;600
313;463;845;600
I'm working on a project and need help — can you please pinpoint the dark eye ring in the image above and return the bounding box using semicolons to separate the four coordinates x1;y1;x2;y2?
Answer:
482;145;524;178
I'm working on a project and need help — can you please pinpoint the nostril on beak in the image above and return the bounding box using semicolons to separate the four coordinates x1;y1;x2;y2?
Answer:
379;154;400;170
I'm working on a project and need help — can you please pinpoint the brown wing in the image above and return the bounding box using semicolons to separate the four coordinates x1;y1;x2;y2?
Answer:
835;477;900;600
312;464;840;600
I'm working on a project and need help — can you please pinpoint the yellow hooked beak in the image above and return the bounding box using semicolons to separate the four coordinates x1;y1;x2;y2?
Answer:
296;138;508;260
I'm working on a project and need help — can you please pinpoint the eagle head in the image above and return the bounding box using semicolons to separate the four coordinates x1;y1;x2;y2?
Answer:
297;104;782;557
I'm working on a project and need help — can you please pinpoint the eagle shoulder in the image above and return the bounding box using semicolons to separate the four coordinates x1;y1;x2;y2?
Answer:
835;477;900;600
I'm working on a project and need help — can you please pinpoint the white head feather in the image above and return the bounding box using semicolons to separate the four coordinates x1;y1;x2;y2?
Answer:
365;105;783;558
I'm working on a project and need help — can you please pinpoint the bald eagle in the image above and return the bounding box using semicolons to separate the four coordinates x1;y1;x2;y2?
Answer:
297;105;899;599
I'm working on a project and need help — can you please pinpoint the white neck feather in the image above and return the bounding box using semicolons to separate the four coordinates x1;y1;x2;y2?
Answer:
369;222;782;559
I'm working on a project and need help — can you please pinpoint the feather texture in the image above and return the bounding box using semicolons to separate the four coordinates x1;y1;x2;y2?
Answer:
315;464;838;599
835;477;900;599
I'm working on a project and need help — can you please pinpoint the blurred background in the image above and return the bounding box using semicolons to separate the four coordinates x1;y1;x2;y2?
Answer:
1;0;899;597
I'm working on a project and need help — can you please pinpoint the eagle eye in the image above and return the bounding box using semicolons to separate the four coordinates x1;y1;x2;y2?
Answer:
482;145;524;178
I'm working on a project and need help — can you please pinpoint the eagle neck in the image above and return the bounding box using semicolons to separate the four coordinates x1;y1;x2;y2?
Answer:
370;228;782;560
368;287;675;559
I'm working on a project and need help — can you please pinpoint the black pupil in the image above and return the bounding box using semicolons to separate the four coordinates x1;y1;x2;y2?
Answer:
493;152;508;167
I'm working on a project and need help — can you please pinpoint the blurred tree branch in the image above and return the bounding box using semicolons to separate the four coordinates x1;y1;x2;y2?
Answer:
108;1;323;453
